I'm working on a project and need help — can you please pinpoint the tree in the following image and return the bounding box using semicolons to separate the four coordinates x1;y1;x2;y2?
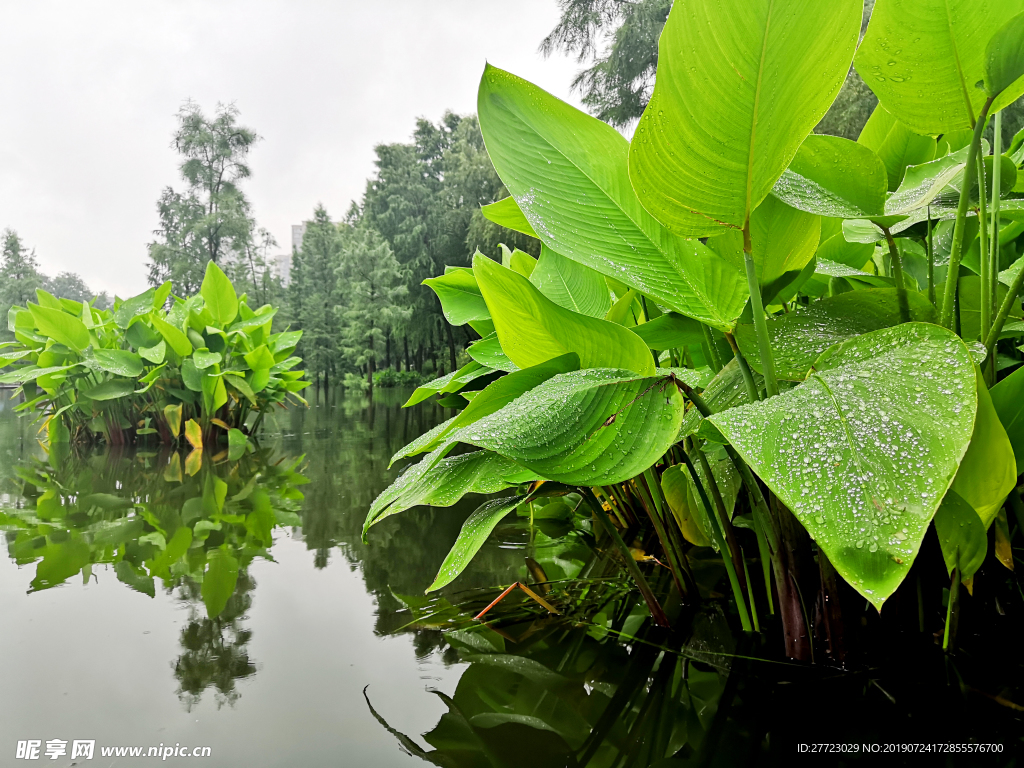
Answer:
540;0;670;130
0;229;45;338
336;226;410;396
45;271;110;309
292;205;342;396
147;101;261;295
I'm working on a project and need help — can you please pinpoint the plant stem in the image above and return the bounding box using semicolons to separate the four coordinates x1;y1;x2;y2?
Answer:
984;252;1024;359
927;207;936;307
725;332;761;402
639;469;690;600
989;110;1004;384
580;487;670;628
940;97;995;329
882;227;911;324
701;324;723;373
943;565;961;653
679;450;753;632
743;224;779;397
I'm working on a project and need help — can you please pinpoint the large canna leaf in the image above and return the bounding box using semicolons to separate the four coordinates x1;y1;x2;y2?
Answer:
629;0;861;235
444;369;686;486
773;135;888;218
424;268;490;326
427;495;527;592
856;0;1024;135
477;65;748;331
363;449;531;534
989;363;1024;473
529;246;611;319
480;196;538;238
734;289;937;380
948;370;1016;528
391;354;580;463
202;549;239;619
28;304;90;351
710;323;978;609
88;349;144;378
473;254;655;375
200;261;239;328
934;490;989;582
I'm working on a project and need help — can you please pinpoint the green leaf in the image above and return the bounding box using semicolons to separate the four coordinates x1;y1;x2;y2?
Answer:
426;496;526;592
773;135;888;218
529;246;611;318
661;464;713;547
90;349;144;377
114;289;157;329
228;307;278;333
243;345;275;371
629;0;861;234
405;362;494;407
228;428;248;461
480;195;539;238
632;313;706;351
467;334;517;373
990;362;1024;474
856;0;1024;135
934;490;988;581
364;449;529;533
477;64;747;331
200;261;239;327
139;341;166;365
424;267;490;326
705;197;821;305
735;289;938;380
857;105;936;192
181;358;203;392
152;314;193;357
444;369;685;486
224;374;257;406
201;549;239;619
28;304;90;351
192;348;223;370
949;370;1017;528
81;378;136;401
710;323;978;609
959;275;1023;341
985;11;1024;97
391;354;580;463
474;253;655;376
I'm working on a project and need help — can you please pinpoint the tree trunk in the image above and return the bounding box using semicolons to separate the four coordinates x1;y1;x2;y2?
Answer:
367;354;375;398
324;366;329;401
404;335;411;372
445;322;457;373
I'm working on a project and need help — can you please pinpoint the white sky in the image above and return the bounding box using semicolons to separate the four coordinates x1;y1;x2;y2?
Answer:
0;1;583;298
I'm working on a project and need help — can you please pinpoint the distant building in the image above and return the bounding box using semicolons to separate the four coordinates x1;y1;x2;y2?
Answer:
274;252;292;287
273;223;309;288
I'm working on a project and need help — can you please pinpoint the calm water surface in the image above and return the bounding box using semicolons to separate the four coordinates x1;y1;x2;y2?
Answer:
0;390;539;767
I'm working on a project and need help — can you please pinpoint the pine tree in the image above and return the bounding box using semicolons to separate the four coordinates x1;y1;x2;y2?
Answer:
294;205;342;398
0;229;45;339
336;227;410;397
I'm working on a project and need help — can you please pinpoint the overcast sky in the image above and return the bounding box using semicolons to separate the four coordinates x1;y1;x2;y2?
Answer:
0;1;583;298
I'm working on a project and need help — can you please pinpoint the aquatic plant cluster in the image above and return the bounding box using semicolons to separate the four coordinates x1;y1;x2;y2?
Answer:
0;261;309;451
365;0;1024;661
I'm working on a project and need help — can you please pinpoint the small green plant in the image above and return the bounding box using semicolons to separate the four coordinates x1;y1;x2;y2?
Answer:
363;0;1024;661
0;261;309;449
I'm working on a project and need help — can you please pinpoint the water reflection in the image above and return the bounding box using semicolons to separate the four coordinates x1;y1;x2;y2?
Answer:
0;444;306;708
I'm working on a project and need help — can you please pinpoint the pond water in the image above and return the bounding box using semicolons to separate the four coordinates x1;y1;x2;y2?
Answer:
0;390;521;766
2;391;1022;767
